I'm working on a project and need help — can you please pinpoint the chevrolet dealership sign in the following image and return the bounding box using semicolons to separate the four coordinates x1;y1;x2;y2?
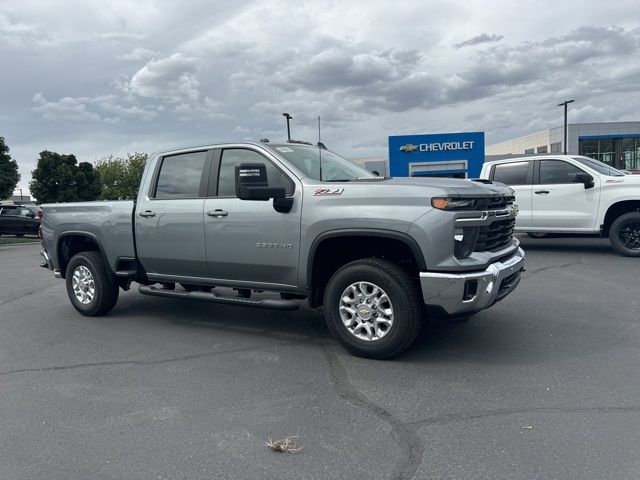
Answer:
400;141;474;152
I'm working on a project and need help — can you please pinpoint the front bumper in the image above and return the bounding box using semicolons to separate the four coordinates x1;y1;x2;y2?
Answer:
419;247;525;315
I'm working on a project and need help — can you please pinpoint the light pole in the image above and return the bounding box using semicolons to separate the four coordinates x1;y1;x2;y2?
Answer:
282;113;293;142
557;99;574;155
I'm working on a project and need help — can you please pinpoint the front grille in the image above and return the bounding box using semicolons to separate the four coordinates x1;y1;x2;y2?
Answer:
475;217;516;251
486;195;515;210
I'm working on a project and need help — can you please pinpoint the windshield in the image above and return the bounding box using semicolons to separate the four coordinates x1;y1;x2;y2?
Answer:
572;156;625;176
269;145;376;181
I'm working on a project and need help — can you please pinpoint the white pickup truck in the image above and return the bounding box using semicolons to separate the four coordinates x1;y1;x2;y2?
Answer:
480;155;640;256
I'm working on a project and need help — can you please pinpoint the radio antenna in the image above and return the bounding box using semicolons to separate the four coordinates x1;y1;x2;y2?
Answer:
318;115;323;181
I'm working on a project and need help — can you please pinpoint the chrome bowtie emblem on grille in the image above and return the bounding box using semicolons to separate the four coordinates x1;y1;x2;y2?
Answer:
399;144;418;152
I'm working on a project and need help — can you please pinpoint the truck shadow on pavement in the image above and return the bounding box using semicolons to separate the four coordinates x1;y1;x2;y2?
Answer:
107;290;612;369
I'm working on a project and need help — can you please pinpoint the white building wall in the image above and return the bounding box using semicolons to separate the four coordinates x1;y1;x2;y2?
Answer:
485;130;551;155
488;122;640;156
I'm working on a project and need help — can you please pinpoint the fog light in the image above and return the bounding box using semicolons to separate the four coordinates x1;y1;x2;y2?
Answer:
463;280;478;301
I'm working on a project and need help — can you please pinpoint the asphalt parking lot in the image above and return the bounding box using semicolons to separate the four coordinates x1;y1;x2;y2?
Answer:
0;236;638;480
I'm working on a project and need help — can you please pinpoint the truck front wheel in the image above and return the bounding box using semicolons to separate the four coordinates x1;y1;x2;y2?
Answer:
323;258;422;359
65;251;119;316
609;212;640;257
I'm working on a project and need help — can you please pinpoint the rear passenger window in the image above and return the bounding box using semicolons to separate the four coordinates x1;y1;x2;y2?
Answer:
492;162;530;185
539;160;585;184
155;151;207;199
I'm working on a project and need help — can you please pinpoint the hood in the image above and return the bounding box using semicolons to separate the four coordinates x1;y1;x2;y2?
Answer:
374;177;514;198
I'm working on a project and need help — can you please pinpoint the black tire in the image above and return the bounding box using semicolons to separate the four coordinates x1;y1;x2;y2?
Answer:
323;258;422;359
609;212;640;257
526;232;549;238
65;251;119;316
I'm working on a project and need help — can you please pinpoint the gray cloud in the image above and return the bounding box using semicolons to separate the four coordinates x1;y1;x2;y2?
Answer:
3;0;640;196
127;53;200;103
455;33;504;48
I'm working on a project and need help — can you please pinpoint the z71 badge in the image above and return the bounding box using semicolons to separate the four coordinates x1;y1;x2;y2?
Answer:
314;188;344;196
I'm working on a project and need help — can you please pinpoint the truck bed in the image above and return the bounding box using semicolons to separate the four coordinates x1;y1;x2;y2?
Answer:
41;201;136;274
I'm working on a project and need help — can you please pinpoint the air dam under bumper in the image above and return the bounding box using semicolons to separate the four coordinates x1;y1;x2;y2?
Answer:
420;247;525;316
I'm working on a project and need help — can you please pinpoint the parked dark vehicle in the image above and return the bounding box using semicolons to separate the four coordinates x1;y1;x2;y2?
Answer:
0;205;41;237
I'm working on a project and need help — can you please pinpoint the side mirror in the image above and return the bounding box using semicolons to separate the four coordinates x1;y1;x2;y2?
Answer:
574;173;595;189
27;212;35;218
235;163;286;200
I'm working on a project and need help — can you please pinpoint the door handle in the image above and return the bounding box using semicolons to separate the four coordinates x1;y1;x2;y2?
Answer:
535;190;550;195
139;210;156;218
207;209;228;218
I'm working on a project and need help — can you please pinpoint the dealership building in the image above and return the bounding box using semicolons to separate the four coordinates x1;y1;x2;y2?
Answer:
485;121;640;171
353;131;486;179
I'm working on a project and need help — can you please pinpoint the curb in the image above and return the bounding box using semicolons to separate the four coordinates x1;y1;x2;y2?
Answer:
0;242;41;248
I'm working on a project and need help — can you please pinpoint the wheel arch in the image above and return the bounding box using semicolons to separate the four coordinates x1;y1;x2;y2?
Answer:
602;200;640;236
56;232;110;279
306;229;426;308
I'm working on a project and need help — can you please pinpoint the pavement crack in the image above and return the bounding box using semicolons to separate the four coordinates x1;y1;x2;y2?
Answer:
524;260;583;277
407;405;640;427
320;340;424;480
0;342;290;376
0;281;60;307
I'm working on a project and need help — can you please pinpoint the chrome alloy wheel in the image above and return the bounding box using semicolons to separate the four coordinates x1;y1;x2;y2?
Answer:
71;265;95;305
339;281;394;341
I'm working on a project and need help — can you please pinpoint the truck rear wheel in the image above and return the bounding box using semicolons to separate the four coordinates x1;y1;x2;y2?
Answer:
609;212;640;257
65;251;119;316
323;258;422;359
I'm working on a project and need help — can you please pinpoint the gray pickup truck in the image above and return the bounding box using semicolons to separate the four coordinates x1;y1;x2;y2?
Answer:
40;141;525;358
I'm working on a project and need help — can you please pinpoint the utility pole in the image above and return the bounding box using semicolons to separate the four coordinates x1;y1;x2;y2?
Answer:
557;99;575;155
282;113;293;142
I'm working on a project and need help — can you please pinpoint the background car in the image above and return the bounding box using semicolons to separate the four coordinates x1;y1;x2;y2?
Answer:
0;205;41;237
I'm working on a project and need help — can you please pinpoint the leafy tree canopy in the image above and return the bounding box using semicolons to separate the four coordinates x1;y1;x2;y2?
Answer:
0;137;20;200
95;152;147;200
29;151;101;203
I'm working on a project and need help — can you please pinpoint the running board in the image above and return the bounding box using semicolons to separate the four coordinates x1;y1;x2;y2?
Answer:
138;285;299;310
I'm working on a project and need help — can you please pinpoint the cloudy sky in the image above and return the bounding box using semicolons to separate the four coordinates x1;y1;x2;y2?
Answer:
2;0;639;195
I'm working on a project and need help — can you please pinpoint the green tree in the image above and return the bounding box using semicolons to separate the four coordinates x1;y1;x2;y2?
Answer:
95;152;147;200
0;137;20;200
29;151;101;203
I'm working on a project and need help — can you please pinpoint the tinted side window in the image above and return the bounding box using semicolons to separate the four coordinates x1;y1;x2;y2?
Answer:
155;151;207;199
1;207;17;216
492;162;530;185
217;149;293;197
539;160;585;184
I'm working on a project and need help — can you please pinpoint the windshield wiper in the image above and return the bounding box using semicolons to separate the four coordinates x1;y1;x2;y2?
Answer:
325;179;352;182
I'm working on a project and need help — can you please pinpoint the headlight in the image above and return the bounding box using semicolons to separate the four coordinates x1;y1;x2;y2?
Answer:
431;197;478;210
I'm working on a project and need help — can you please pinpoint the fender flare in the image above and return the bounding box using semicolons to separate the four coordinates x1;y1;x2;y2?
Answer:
306;228;427;289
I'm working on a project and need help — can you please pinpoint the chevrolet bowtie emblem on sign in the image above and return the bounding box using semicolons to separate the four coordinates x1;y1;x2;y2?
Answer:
399;144;418;152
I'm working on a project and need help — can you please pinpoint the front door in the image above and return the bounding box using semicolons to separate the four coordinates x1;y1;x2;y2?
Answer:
530;159;600;230
491;160;534;229
203;147;302;288
135;150;211;278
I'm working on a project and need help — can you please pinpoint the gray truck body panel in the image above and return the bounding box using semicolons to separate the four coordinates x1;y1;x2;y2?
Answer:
41;201;135;275
41;141;525;314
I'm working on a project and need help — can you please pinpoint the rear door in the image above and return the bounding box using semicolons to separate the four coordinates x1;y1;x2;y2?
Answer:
135;150;212;278
530;159;600;230
0;206;20;233
490;160;534;229
203;147;302;287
